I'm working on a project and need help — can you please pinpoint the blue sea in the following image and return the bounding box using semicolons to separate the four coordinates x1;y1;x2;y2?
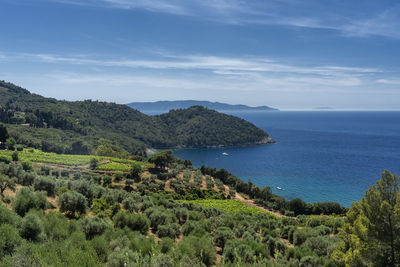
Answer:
174;111;400;207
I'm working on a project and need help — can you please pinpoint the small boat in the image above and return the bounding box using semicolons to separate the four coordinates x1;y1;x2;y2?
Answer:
222;152;229;156
277;186;283;190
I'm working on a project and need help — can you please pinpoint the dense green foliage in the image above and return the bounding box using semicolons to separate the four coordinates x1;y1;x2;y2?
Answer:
333;170;400;266
0;81;272;155
0;149;353;266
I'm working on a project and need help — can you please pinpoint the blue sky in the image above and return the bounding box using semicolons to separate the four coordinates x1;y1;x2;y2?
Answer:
1;0;400;109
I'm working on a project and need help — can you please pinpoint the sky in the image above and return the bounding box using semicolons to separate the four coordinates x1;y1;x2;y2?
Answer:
0;0;400;110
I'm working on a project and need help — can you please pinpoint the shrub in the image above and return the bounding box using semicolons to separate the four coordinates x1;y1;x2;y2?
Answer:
214;226;235;250
160;237;174;253
61;170;70;178
223;240;255;264
40;166;51;176
178;235;216;267
0;205;20;226
11;152;18;162
73;172;81;180
59;191;87;217
114;172;123;182
113;211;150;235
102;176;112;187
80;217;111;239
148;209;177;231
0;157;10;164
0;224;22;258
156;223;180;239
13;187;48;216
21;161;33;171
91;198;112;218
20;212;45;242
34;176;56;196
90;158;98;170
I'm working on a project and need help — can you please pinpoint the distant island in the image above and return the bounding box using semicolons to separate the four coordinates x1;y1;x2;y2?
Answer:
127;100;278;115
314;107;334;110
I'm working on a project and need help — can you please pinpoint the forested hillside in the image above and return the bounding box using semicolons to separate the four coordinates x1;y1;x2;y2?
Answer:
0;81;273;155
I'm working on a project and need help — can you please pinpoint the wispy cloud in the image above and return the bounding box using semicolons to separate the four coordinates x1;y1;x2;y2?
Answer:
14;52;380;78
377;79;400;85
48;0;400;39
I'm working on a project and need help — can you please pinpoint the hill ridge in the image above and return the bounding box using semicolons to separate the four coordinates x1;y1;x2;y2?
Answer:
0;81;274;155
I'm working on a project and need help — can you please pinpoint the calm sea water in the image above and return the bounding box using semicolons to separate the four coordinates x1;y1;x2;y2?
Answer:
174;111;400;207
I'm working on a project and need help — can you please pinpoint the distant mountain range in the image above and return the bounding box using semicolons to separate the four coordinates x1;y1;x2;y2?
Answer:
127;100;278;114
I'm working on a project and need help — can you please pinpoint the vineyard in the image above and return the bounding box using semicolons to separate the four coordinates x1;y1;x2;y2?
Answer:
0;149;152;168
181;199;269;215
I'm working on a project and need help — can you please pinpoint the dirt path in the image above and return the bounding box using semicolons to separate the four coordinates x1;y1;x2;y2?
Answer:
234;193;286;218
201;175;207;190
165;180;172;191
189;171;194;183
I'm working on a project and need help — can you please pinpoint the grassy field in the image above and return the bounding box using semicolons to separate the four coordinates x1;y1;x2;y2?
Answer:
0;149;153;168
180;199;269;215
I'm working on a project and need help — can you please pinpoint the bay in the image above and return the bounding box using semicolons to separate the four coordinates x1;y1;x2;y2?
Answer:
174;111;400;207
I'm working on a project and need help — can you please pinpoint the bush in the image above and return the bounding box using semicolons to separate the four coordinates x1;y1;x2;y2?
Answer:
61;170;70;178
113;211;150;235
11;152;18;162
223;239;255;264
40;166;50;176
90;158;98;170
21;161;33;171
0;205;20;226
178;235;216;267
20;212;45;242
148;209;177;231
156;223;180;239
214;226;235;250
0;224;22;258
18;172;36;186
59;191;87;217
34;176;56;196
13;187;48;216
81;217;111;239
0;157;10;164
160;237;174;253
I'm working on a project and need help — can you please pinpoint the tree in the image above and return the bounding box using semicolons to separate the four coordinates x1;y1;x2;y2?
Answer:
90;158;98;170
12;187;48;216
59;191;87;218
0;224;21;258
332;170;400;267
131;163;142;182
5;138;16;151
0;124;8;143
148;150;173;171
20;213;45;242
11;152;18;162
0;175;16;196
289;198;308;216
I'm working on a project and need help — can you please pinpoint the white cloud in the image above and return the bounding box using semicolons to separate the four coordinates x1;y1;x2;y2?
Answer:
49;0;400;39
377;79;400;85
16;52;379;78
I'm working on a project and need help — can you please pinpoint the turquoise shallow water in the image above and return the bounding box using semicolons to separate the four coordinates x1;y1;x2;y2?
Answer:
174;111;400;207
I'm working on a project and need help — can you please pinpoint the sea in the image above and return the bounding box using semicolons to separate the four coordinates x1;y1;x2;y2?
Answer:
174;111;400;207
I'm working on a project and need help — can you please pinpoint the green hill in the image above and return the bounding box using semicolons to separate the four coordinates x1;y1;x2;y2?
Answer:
0;81;274;155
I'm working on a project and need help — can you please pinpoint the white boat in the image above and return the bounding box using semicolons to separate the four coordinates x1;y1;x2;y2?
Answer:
277;186;283;190
222;152;229;156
